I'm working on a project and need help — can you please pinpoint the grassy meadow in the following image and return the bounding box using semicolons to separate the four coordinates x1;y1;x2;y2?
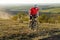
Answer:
0;6;60;40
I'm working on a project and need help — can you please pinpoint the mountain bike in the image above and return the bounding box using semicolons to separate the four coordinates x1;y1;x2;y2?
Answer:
29;16;38;31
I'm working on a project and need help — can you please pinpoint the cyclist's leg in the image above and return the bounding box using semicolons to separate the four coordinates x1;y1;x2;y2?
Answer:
29;15;37;30
33;15;38;31
30;15;32;20
29;15;32;24
31;15;36;29
33;14;37;22
34;15;39;31
29;15;33;28
30;15;35;29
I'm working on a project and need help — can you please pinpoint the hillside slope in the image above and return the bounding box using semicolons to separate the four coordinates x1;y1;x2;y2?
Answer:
41;8;60;13
0;11;12;19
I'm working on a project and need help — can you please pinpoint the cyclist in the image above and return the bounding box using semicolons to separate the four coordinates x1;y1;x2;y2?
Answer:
29;5;39;21
29;5;39;30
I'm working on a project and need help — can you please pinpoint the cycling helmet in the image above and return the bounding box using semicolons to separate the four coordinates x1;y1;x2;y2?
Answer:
34;4;38;8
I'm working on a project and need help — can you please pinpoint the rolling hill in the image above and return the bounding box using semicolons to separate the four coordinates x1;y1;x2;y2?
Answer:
0;4;60;19
40;8;60;13
0;11;12;19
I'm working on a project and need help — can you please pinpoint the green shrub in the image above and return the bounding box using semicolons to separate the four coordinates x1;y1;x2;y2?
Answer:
38;14;49;23
11;15;18;21
23;17;29;21
48;17;55;23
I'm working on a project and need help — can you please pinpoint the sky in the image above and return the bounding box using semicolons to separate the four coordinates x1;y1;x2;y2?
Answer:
0;0;60;5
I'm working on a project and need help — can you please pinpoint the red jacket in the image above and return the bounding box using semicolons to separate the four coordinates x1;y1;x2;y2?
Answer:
30;7;39;15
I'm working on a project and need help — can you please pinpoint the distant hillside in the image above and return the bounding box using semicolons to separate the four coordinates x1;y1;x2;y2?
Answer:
40;8;60;13
0;11;12;19
0;4;60;19
4;4;60;10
